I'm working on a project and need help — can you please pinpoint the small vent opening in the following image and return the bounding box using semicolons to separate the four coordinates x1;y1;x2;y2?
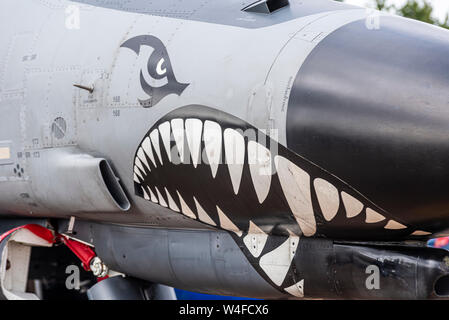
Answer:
99;160;131;211
242;0;289;14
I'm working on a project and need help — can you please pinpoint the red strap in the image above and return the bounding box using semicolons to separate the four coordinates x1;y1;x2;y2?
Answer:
0;224;107;280
0;224;55;244
97;276;109;282
60;236;96;271
0;225;95;271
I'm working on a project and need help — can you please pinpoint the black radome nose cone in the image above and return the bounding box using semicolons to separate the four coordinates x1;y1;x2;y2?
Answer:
287;16;449;231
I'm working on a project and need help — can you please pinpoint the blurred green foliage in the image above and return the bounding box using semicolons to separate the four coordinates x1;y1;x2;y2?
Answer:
335;0;449;29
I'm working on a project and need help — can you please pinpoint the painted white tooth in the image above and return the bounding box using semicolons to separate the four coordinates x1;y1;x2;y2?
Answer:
243;221;268;258
134;165;144;181
165;187;179;212
137;148;150;171
248;141;272;204
171;119;185;163
216;206;241;236
384;220;407;230
193;196;216;226
259;236;299;286
148;187;158;203
203;121;222;178
158;121;172;162
314;178;339;222
176;191;196;219
224;128;245;194
248;220;265;234
411;230;432;236
275;156;316;237
142;137;157;167
365;208;386;223
150;129;163;165
142;187;150;201
142;186;158;204
285;280;304;298
341;191;363;218
155;186;168;207
185;118;203;168
133;173;140;183
135;157;146;174
286;228;299;237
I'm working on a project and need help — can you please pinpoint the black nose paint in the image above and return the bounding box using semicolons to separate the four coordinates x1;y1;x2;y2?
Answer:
121;35;190;107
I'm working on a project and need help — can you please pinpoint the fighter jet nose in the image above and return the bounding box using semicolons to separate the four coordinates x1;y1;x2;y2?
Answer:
286;16;449;232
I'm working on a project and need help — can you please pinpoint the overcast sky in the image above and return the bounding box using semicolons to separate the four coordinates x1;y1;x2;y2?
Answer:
344;0;449;22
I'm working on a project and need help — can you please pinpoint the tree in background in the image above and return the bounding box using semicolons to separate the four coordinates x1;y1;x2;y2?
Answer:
336;0;449;29
396;0;449;28
373;0;390;11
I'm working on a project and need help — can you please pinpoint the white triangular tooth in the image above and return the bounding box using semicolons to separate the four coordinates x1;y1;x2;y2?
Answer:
411;230;432;236
275;155;316;237
365;208;386;223
142;137;157;167
384;220;407;230
259;235;299;286
171;119;185;163
142;187;150;201
313;178;339;222
248;220;265;234
150;129;163;165
341;191;363;218
176;191;196;219
185;119;203;168
137;148;150;171
135;157;146;174
148;187;158;203
243;221;268;258
216;206;241;236
203;121;222;178
134;165;144;181
165;187;180;212
224;128;245;194
193;197;216;226
133;173;141;183
139;186;157;203
158;121;172;162
155;186;168;207
248;141;272;204
286;228;299;237
285;280;304;298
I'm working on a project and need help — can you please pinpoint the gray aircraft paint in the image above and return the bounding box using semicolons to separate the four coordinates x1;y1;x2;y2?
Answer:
0;0;368;226
2;0;447;300
0;0;372;299
70;0;357;29
56;219;449;299
58;220;286;299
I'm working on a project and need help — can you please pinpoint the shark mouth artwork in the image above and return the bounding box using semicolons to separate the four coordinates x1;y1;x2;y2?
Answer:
132;105;430;295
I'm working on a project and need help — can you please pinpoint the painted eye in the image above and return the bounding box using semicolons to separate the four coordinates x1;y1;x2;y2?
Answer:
156;58;167;76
